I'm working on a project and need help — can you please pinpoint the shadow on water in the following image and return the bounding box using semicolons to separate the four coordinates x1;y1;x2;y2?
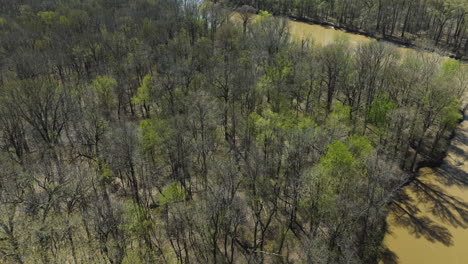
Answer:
381;248;399;264
438;163;468;187
390;188;455;247
383;168;468;261
410;178;468;229
383;167;468;263
452;127;467;142
446;144;466;158
382;101;467;263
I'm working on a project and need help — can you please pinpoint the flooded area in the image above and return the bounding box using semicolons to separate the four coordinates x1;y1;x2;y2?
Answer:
232;12;467;262
285;18;468;264
288;18;427;56
288;19;371;46
382;98;468;264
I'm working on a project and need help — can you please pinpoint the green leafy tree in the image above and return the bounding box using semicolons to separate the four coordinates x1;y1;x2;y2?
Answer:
132;74;153;117
159;182;186;206
92;75;118;118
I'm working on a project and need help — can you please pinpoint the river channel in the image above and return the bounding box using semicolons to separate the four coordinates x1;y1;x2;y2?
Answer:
286;18;468;264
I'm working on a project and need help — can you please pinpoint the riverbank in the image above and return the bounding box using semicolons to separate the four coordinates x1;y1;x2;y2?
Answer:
235;11;467;262
287;15;468;63
282;13;468;262
383;93;467;263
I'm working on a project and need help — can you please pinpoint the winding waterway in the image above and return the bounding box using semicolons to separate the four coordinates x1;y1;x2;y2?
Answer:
286;18;468;264
288;18;417;54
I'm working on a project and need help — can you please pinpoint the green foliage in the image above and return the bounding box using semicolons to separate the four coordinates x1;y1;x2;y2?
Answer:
329;102;351;121
92;75;117;107
440;58;461;79
92;75;117;94
257;10;273;21
139;118;173;156
315;135;372;193
300;140;363;221
119;201;151;236
132;74;153;105
37;11;56;25
368;94;396;127
263;51;293;86
249;108;315;143
301;166;335;208
318;140;355;181
0;0;465;263
59;15;70;25
139;119;157;153
440;99;462;129
325;102;352;129
347;135;373;159
159;182;186;206
94;159;113;180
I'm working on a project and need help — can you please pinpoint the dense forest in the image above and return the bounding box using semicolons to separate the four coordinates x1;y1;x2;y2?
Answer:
0;0;466;263
228;0;468;59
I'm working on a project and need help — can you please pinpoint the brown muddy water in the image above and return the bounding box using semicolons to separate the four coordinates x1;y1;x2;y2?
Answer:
382;99;467;264
275;17;468;264
232;12;466;262
288;19;371;46
289;18;419;52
